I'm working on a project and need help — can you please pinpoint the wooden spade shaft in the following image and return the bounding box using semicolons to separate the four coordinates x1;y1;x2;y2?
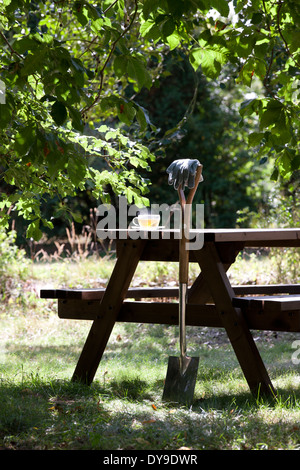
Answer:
178;165;203;370
162;163;203;405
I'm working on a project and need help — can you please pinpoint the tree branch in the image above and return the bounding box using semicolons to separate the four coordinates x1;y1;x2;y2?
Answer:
0;30;23;59
81;0;139;116
276;2;291;55
276;1;300;67
104;0;119;15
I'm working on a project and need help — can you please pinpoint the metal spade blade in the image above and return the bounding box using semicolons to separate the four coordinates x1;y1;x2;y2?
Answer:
162;283;199;407
162;355;199;407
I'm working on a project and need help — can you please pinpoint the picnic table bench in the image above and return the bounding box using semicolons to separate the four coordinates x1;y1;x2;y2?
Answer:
40;228;300;396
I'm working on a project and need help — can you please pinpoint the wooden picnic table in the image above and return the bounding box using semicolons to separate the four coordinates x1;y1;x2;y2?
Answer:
41;228;300;396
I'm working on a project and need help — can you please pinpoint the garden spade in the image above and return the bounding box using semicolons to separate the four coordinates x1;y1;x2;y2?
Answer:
163;159;203;407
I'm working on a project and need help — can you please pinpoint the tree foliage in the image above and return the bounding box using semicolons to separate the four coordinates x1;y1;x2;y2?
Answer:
136;54;271;227
0;0;299;238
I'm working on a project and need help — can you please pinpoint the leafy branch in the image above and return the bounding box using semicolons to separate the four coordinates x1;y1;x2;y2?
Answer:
81;0;139;117
276;1;300;67
0;30;23;59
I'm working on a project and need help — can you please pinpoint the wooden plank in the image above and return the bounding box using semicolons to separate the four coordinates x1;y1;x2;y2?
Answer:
58;300;219;325
58;299;101;320
41;284;300;302
119;302;219;326
109;228;300;245
245;308;300;332
233;295;300;313
233;284;300;295
41;288;105;300
41;286;179;300
211;228;300;244
58;299;300;332
115;230;300;262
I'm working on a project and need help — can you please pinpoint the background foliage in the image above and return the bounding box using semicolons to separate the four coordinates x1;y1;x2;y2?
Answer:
0;0;299;240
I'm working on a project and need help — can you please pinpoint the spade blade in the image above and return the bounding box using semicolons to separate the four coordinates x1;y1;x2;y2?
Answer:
162;355;199;407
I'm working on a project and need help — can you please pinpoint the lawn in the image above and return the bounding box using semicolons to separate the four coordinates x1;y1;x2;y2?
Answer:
1;249;300;451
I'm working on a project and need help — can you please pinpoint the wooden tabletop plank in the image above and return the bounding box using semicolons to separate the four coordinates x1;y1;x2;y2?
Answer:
101;228;300;244
211;228;300;243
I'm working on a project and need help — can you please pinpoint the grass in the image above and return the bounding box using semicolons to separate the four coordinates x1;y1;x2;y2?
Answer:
1;249;300;450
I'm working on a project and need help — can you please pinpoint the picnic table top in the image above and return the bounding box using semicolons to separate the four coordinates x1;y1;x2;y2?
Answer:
101;227;300;243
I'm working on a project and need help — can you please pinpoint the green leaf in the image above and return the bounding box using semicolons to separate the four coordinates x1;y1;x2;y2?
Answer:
210;0;230;17
67;156;87;186
41;218;54;230
21;49;46;76
114;55;128;78
239;98;262;117
260;100;285;130
71;211;83;223
26;220;43;241
166;31;181;50
254;40;269;59
100;95;122;113
14;37;39;54
189;46;228;78
166;0;187;18
278;149;293;177
85;3;102;21
73;1;89;26
140;19;156;37
91;17;104;33
142;0;160;19
252;12;263;25
0;105;10;125
162;17;175;37
289;31;300;53
136;106;147;131
248;132;265;147
14;124;36;156
68;106;84;132
134;103;156;132
291;154;300;171
51;101;68;126
270;167;279;181
118;101;136;126
127;57;152;90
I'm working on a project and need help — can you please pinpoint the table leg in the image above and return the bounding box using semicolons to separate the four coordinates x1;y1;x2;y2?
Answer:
194;242;276;396
72;239;146;385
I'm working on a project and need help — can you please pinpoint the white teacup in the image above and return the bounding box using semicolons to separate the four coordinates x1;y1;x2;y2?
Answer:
132;214;160;229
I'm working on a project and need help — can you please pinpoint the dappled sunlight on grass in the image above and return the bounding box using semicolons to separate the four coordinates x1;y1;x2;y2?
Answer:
1;371;300;450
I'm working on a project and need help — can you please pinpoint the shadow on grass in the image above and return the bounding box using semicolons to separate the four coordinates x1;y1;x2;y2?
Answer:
1;375;300;450
3;327;300;448
4;343;82;362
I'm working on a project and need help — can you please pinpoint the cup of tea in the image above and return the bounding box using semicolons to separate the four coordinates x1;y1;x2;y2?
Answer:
132;214;160;229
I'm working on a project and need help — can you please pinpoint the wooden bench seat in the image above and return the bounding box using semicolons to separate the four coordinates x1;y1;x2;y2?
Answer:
40;284;300;301
40;286;179;300
233;295;300;313
233;284;300;295
231;294;300;332
40;285;300;332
